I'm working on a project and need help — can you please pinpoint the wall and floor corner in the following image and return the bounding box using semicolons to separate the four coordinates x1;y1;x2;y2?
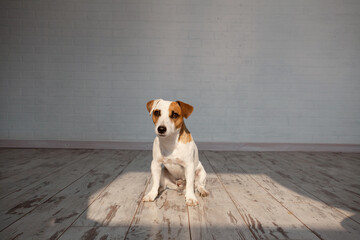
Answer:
0;0;360;150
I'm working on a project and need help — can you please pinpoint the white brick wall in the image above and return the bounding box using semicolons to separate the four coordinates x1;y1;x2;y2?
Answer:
1;0;360;144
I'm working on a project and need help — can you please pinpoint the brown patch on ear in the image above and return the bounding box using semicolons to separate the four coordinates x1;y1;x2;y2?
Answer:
178;124;192;144
176;101;193;118
146;100;154;113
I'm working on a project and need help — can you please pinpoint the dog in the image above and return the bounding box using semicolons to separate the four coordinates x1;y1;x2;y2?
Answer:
143;99;209;206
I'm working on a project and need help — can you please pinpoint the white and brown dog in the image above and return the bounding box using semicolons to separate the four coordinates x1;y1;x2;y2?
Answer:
143;99;209;206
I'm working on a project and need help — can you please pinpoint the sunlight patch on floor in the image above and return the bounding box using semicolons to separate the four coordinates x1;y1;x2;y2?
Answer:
85;172;353;231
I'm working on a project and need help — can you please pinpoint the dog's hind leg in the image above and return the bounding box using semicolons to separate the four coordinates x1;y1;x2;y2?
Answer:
195;163;209;197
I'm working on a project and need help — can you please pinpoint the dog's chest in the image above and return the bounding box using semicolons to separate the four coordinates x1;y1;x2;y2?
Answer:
162;157;186;179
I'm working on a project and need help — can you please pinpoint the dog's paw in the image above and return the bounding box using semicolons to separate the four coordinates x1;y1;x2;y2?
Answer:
185;194;199;206
142;192;157;202
197;187;209;197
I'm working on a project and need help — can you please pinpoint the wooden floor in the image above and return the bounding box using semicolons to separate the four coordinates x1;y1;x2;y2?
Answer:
0;149;359;240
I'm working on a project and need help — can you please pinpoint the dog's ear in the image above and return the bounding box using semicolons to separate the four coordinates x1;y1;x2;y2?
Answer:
176;101;193;119
146;99;162;115
146;100;155;113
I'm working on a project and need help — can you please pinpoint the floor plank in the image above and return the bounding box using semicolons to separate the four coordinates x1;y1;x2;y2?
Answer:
0;150;139;240
59;151;152;240
124;152;190;239
125;189;190;239
245;152;360;223
0;149;69;179
204;151;320;240
0;150;137;231
57;226;130;240
0;149;41;166
0;149;92;199
0;148;359;240
277;152;360;192
224;151;360;240
188;152;256;240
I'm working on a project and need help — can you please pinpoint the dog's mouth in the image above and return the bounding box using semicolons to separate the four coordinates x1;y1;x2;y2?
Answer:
158;133;167;137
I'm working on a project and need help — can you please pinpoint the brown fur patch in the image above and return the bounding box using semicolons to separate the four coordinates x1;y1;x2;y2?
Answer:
152;111;160;124
146;100;154;113
176;101;193;118
168;101;193;143
178;124;192;144
169;102;183;129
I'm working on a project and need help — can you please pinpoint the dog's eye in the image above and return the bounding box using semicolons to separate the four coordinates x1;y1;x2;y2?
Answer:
153;110;160;117
171;111;179;119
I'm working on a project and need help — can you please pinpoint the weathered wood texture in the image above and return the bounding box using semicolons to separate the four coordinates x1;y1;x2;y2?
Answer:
220;151;360;240
0;149;91;199
188;152;256;240
0;150;136;231
126;188;190;239
61;151;152;239
203;151;319;240
0;149;140;239
0;149;359;240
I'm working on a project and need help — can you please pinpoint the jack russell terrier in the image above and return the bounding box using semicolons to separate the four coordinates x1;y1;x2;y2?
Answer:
143;99;209;206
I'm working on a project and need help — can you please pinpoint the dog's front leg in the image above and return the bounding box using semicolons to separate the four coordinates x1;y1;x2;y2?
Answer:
143;160;161;202
184;163;199;206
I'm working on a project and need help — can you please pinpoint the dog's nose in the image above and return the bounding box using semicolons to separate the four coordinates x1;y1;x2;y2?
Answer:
157;126;167;134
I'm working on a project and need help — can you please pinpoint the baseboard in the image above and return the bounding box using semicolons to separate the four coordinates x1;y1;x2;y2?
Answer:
196;142;360;152
0;140;153;150
1;140;360;152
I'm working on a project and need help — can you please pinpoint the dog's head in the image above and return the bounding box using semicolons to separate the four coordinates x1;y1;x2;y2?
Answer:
146;99;193;138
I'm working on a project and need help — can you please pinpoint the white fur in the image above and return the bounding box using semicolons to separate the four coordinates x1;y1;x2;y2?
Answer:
143;99;208;206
